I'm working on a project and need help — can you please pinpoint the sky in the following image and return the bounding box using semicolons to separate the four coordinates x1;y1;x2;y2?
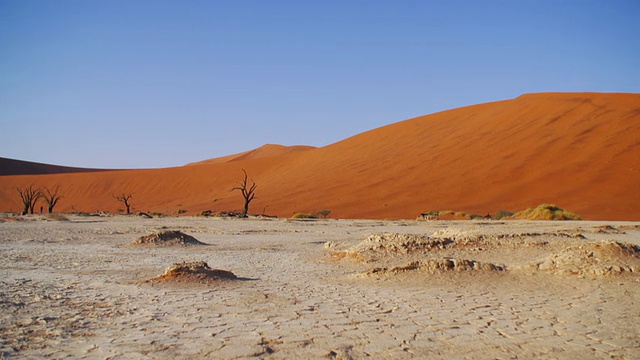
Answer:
1;0;638;169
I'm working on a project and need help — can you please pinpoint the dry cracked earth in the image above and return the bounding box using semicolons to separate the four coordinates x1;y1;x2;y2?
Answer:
1;215;639;359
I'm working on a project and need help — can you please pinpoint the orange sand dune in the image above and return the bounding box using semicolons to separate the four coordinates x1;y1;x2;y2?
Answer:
186;144;315;165
0;157;109;176
1;93;638;220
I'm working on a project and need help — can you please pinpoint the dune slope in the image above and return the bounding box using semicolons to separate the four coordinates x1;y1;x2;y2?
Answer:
0;157;109;176
1;93;638;220
186;144;315;165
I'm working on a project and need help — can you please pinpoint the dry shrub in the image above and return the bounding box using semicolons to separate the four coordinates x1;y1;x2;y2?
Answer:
509;204;582;220
494;210;515;220
45;213;69;221
291;212;317;219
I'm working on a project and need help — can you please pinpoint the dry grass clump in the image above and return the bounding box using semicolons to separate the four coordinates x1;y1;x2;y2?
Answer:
152;261;237;283
291;212;318;219
128;230;207;247
45;213;69;221
509;204;582;220
494;210;515;220
362;258;506;276
420;210;484;220
0;214;20;223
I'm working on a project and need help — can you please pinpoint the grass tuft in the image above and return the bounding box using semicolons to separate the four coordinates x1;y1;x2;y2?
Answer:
291;213;318;219
510;204;582;220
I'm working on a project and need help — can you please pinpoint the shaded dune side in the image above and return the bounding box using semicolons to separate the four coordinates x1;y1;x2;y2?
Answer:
0;93;638;220
0;157;111;176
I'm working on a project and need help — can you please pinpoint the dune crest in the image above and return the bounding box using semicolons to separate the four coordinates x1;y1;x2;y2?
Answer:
186;144;315;165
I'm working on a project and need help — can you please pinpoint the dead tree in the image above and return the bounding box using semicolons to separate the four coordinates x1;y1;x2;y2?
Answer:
114;193;133;215
42;185;64;213
232;169;257;218
16;185;42;215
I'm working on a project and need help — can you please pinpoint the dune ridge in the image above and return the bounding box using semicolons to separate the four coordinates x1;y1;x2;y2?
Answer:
1;92;638;220
186;144;315;166
0;157;111;176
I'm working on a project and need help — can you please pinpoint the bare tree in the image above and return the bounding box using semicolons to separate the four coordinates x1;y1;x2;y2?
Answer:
232;169;257;218
16;185;42;215
114;193;133;215
42;185;64;213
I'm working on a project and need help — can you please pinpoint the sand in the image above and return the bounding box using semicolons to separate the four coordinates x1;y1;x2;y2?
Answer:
1;215;639;359
1;92;639;220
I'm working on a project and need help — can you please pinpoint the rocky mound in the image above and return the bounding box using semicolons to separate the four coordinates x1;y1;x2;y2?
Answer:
333;231;640;278
128;230;206;247
151;261;237;283
332;233;452;262
362;259;506;276
531;241;640;276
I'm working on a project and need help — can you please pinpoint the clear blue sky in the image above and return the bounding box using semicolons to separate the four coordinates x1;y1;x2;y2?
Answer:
1;1;638;168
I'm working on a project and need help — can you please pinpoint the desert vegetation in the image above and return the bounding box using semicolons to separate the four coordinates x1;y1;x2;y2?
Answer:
232;169;257;218
291;212;318;219
508;204;582;220
495;210;515;220
42;185;64;213
415;205;581;221
315;209;332;218
16;185;42;215
291;210;332;219
114;193;133;215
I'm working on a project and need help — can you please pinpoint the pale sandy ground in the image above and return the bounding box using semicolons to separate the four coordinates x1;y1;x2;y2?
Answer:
1;215;639;359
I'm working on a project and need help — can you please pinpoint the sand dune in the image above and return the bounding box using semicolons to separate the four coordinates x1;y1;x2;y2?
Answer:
186;144;315;165
0;157;109;176
1;92;638;220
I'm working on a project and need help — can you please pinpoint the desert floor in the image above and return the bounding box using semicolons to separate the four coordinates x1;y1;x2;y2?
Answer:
1;215;639;359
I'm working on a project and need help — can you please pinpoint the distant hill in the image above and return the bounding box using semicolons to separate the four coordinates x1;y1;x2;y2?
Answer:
0;92;638;220
0;157;109;176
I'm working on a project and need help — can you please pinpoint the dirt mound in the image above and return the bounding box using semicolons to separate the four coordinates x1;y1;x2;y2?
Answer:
333;233;452;262
531;241;640;275
151;261;237;283
362;259;506;276
333;232;640;278
128;230;206;247
593;225;626;234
